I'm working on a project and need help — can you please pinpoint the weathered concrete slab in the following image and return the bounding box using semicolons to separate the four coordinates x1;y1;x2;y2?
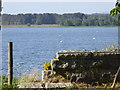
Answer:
42;70;56;81
52;50;120;83
18;83;43;88
46;83;73;88
18;83;73;88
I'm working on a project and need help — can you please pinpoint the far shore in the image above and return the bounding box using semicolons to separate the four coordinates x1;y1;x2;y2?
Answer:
2;24;117;28
2;24;62;28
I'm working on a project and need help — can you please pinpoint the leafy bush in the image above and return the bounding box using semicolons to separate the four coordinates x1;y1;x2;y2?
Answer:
43;62;51;70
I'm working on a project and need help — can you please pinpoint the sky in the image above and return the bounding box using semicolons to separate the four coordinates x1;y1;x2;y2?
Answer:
3;0;115;2
2;2;116;14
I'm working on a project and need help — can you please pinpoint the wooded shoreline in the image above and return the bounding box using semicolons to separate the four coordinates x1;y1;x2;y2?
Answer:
2;24;117;28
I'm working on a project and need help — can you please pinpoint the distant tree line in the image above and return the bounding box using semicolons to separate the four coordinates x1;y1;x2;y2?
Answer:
2;13;118;26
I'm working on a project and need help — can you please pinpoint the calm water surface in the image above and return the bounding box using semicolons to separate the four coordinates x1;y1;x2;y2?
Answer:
1;27;118;77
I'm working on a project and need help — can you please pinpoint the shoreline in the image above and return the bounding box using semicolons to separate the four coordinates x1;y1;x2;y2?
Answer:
2;25;117;28
2;24;62;28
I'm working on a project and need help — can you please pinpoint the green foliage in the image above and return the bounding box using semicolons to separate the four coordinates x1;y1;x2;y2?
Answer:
0;75;8;84
102;44;116;51
53;57;58;60
40;73;42;76
110;8;118;16
2;13;117;26
1;84;19;89
116;2;120;11
0;75;19;89
110;2;120;16
118;16;120;22
110;2;120;22
0;75;18;85
107;45;116;51
43;62;51;70
102;83;108;88
35;21;41;25
67;85;76;88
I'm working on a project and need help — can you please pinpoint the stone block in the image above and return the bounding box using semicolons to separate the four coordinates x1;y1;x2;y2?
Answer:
42;70;55;81
52;50;120;83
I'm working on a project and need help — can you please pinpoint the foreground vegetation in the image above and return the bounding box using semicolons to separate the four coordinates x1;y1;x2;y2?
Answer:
0;75;19;89
1;74;120;89
0;69;41;89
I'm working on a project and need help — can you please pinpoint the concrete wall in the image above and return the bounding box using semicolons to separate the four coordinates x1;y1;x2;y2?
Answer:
51;50;120;83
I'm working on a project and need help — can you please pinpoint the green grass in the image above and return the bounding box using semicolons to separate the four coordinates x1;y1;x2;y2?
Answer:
0;75;19;89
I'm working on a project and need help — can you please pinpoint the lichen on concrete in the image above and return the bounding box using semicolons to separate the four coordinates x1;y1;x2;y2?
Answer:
51;50;120;83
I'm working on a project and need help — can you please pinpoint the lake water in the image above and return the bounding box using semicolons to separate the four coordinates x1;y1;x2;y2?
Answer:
1;27;118;77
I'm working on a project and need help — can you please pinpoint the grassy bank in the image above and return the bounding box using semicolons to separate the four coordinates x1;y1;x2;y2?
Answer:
0;69;41;89
0;75;19;89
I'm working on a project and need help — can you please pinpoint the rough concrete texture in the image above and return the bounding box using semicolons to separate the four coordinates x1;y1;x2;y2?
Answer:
18;83;43;88
18;83;73;88
42;70;56;81
52;50;120;83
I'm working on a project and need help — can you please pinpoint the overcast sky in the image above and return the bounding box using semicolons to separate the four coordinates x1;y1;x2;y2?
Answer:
2;2;116;14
